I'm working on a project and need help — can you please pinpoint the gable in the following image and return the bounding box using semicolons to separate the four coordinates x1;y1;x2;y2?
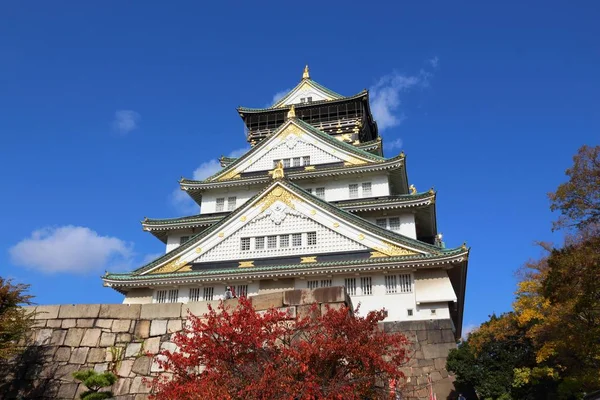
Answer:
276;81;334;107
142;182;432;275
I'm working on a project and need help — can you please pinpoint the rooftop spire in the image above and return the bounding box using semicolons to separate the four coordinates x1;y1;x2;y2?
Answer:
302;64;310;80
287;104;296;119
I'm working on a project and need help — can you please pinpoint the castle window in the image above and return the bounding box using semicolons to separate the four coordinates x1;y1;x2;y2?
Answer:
376;218;387;229
189;288;201;302
227;197;236;211
255;237;265;250
203;287;214;301
167;289;179;303
362;182;372;197
389;217;400;231
349;184;359;198
315;187;325;199
283;159;291;168
292;233;302;247
280;234;289;248
431;309;437;315
307;97;312;102
344;278;357;296
241;238;250;251
236;285;248;297
156;290;167;304
398;273;412;293
360;277;372;295
292;157;301;167
307;232;317;246
307;280;319;289
320;279;332;287
385;275;398;294
300;98;306;103
306;188;313;194
303;156;310;166
216;198;225;212
407;309;414;317
267;235;277;249
179;236;190;245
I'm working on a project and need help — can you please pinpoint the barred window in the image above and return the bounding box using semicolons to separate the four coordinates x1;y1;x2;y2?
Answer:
360;277;372;295
236;285;248;297
376;218;387;229
292;233;302;247
349;184;359;198
280;234;289;248
179;236;190;245
306;188;313;194
255;237;265;250
307;232;317;246
303;156;310;166
307;281;319;290
283;159;291;168
320;279;332;287
267;235;277;249
216;198;225;212
407;309;414;317
398;274;412;293
241;238;250;251
167;289;179;303
362;182;372;197
389;217;400;231
189;288;201;302
344;278;357;296
203;287;214;301
156;290;167;304
385;275;398;294
292;157;301;167
227;197;236;211
315;187;325;199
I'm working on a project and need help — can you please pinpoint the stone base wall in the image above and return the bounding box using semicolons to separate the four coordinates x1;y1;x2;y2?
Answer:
0;288;457;400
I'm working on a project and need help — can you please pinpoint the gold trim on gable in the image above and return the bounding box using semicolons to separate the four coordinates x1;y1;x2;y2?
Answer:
151;257;187;274
300;256;317;264
373;243;418;257
239;261;254;268
257;185;303;212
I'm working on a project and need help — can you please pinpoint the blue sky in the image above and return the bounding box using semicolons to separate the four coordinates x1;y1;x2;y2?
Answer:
1;2;598;332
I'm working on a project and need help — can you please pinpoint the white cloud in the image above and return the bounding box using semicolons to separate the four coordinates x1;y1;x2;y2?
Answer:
141;252;163;265
269;88;291;107
112;110;140;134
386;138;403;151
461;323;479;340
9;226;134;274
171;147;250;214
429;56;439;69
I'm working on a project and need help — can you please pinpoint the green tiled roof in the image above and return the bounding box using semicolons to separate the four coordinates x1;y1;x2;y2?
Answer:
333;192;434;208
104;247;467;282
142;214;225;228
108;179;459;279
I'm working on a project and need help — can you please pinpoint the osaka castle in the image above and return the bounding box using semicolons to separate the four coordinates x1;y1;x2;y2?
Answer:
103;66;469;338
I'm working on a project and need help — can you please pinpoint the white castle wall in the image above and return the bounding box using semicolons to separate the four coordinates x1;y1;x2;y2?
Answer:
245;139;342;172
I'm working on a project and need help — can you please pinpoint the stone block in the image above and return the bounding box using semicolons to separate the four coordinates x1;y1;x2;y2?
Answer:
140;303;181;319
283;287;347;306
57;382;79;399
35;328;54;345
297;304;321;319
167;319;182;333
118;359;134;377
161;341;177;353
422;343;456;360
51;329;67;346
125;342;142;358
134;320;151;338
145;336;160;354
100;332;116;347
416;330;428;342
77;318;95;328
70;347;90;364
94;363;109;373
117;333;132;343
87;347;107;363
58;304;101;319
183;301;217;317
100;303;142;319
64;328;85;347
434;357;447;371
135;394;151;400
54;346;71;362
252;292;283;310
112;319;132;333
131;376;152;393
427;330;443;344
95;318;114;329
132;356;152;375
114;377;132;396
62;319;76;329
442;329;457;343
33;305;61;320
320;302;348;314
47;319;63;328
81;328;102;347
418;358;434;367
151;355;167;372
150;320;168;336
56;363;79;381
32;319;46;328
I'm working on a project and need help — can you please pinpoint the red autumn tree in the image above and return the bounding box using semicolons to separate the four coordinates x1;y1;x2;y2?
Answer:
150;296;410;400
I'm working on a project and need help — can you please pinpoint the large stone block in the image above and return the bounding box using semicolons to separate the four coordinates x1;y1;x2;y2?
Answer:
132;356;152;375
51;329;67;346
95;318;113;329
427;330;443;344
47;319;62;328
112;319;132;333
35;328;54;345
131;376;152;393
183;301;217;317
150;320;168;336
125;342;142;358
77;318;96;328
140;303;181;319
87;347;107;363
70;347;90;364
33;305;61;320
81;328;102;347
62;319;76;329
252;292;283;310
57;382;79;399
134;320;151;339
100;332;116;347
64;328;86;347
99;304;142;319
54;346;71;362
114;377;132;396
283;287;347;306
145;336;161;354
56;363;79;382
421;343;456;360
58;304;101;319
167;319;182;333
118;359;134;377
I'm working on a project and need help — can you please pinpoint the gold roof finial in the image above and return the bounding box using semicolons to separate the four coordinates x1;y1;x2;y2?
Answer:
302;64;310;79
287;104;296;119
270;160;285;179
409;184;417;195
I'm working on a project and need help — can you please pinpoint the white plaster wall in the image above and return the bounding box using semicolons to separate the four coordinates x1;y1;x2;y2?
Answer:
165;229;196;253
365;213;416;239
195;213;368;262
245;140;342;172
281;87;331;106
200;188;255;214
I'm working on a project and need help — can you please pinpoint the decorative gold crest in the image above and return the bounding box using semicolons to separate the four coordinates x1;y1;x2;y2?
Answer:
151;257;187;274
238;261;254;268
258;185;302;212
300;256;317;264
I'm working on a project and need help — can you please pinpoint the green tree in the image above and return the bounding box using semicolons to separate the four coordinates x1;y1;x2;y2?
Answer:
0;277;35;359
72;370;117;400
